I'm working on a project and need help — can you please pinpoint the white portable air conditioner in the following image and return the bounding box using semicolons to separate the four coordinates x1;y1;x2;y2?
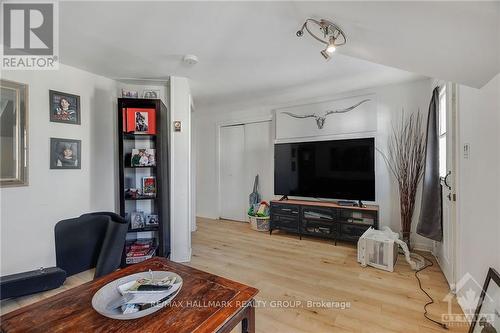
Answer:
357;227;425;272
357;227;399;272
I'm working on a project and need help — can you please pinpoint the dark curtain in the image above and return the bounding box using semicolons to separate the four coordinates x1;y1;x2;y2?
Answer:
416;87;443;241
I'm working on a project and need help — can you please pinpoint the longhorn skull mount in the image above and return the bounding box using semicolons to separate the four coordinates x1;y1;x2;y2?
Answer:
282;99;370;129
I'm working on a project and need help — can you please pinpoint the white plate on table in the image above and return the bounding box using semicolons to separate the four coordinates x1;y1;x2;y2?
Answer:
92;271;182;320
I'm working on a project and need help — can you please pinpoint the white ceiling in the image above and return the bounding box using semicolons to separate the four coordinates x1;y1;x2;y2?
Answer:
59;1;499;111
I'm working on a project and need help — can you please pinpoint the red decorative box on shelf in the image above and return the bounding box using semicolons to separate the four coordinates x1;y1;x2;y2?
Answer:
122;108;156;134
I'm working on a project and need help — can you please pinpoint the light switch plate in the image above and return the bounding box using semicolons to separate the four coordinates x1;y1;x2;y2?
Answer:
463;143;470;159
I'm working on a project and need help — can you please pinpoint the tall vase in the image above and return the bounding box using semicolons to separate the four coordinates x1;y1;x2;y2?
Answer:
401;231;411;250
400;197;413;250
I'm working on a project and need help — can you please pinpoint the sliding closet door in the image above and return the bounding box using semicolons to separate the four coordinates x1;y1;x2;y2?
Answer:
244;121;273;203
219;125;247;221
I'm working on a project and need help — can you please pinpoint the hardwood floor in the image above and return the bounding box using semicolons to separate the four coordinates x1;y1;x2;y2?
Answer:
1;217;468;333
187;218;468;333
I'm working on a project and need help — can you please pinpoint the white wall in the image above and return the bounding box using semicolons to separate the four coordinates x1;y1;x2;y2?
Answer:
195;78;434;250
0;69;194;274
0;65;118;275
169;77;192;262
456;73;500;306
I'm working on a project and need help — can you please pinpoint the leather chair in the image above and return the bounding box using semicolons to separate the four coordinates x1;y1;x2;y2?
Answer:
55;212;128;278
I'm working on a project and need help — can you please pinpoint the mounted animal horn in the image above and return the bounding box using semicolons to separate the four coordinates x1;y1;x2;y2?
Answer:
283;99;370;129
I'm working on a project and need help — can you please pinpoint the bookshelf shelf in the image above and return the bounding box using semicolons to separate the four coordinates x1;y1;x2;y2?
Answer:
123;133;157;140
128;225;160;232
124;166;156;169
124;197;157;201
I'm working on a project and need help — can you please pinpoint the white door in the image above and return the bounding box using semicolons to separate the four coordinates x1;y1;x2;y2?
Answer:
219;125;247;221
244;121;273;203
434;83;457;288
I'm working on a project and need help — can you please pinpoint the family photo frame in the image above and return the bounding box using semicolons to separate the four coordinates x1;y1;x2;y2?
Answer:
50;138;81;169
49;90;81;125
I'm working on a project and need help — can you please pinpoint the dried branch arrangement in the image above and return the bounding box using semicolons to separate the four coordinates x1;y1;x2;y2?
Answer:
379;111;426;248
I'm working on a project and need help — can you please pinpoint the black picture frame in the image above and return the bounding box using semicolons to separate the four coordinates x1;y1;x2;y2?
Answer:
50;138;81;169
469;267;500;333
49;90;81;125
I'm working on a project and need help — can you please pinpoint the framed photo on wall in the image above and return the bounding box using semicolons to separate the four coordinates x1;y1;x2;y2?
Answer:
50;138;81;169
49;90;81;125
469;267;500;333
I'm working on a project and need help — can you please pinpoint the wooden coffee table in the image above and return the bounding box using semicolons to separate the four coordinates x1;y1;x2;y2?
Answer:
0;258;258;333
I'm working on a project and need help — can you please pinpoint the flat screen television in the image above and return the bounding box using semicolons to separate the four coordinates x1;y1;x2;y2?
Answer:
274;138;375;201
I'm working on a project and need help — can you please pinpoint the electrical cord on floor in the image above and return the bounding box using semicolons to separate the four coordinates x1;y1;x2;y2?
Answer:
415;253;448;330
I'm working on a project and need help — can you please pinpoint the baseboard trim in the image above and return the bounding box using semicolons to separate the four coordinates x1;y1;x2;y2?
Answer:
412;243;433;252
170;247;192;263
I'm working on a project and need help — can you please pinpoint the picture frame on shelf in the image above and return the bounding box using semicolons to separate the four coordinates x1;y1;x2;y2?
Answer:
142;176;156;197
123;108;156;134
469;268;500;333
50;138;81;169
135;111;149;133
49;90;80;125
145;214;159;226
121;89;138;98
130;211;145;230
130;148;156;167
142;89;161;99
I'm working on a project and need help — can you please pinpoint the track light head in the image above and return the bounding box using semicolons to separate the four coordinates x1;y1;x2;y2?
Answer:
320;49;331;60
326;36;336;53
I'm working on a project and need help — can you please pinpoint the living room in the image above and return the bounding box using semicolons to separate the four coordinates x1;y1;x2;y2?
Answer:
0;1;499;333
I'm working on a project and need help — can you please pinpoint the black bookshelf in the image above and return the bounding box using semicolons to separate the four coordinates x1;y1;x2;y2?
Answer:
118;98;170;265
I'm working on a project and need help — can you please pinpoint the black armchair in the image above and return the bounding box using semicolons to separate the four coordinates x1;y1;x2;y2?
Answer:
55;212;128;278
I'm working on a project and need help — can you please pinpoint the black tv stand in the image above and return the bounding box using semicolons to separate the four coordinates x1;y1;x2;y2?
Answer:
357;200;366;208
279;195;289;201
270;199;379;244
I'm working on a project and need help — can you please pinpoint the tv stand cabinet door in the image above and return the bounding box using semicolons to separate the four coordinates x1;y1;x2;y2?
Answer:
270;203;299;234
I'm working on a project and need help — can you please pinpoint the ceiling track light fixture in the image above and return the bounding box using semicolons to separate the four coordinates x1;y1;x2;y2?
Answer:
296;18;347;61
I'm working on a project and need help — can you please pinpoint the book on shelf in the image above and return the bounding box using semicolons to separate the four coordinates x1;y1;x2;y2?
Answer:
127;249;151;257
125;239;157;262
129;243;152;250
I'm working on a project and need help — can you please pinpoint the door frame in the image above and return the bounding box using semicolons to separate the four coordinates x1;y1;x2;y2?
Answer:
432;81;460;291
216;115;272;221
